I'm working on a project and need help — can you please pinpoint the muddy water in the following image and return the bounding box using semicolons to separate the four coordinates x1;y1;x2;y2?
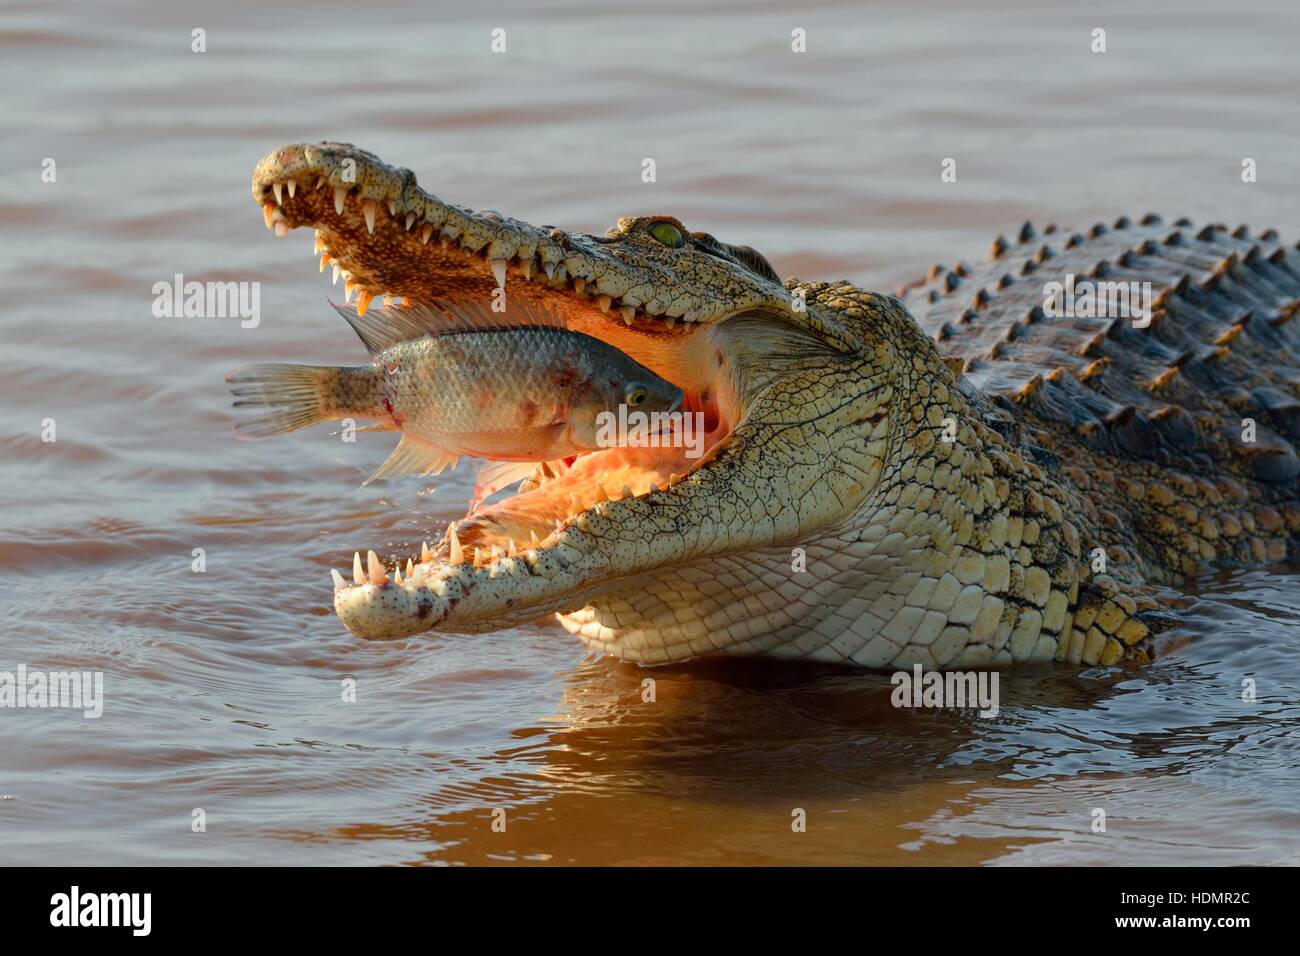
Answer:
2;0;1299;865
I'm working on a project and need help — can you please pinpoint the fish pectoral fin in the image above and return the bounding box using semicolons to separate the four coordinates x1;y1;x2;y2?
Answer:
331;421;397;435
362;436;458;486
470;459;546;511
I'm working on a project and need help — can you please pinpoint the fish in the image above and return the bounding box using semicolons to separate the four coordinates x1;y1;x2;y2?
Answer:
226;298;683;488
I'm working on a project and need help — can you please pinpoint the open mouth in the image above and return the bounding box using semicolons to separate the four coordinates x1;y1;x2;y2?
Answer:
252;143;757;633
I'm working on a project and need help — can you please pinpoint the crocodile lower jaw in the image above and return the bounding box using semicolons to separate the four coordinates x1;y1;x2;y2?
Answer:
331;434;727;639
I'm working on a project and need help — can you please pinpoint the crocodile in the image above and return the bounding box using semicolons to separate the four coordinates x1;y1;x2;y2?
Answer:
248;142;1300;669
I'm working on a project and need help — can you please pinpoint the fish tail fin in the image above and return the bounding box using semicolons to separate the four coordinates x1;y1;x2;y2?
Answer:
226;363;333;439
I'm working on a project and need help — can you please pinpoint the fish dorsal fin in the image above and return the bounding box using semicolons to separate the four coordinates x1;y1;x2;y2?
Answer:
362;434;459;486
330;297;568;356
428;297;569;333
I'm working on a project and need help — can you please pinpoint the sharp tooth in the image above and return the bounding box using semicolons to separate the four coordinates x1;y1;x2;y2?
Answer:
313;233;325;254
554;519;564;534
593;484;609;502
362;200;377;234
332;262;341;285
355;290;373;317
473;547;483;568
287;179;297;198
344;283;355;305
465;247;475;258
621;485;634;499
530;530;540;548
394;566;403;586
421;540;433;563
621;305;635;325
664;316;676;329
274;221;288;238
420;224;433;245
405;558;414;577
543;262;556;279
319;252;329;272
490;258;508;289
353;552;365;586
649;482;660;493
521;259;533;280
440;237;449;250
272;182;283;205
507;539;517;557
334;186;348;215
598;295;612;313
316;176;327;190
367;550;387;585
447;522;463;565
388;199;399;217
331;569;346;591
405;212;416;231
574;278;586;294
668;473;681;485
262;202;276;229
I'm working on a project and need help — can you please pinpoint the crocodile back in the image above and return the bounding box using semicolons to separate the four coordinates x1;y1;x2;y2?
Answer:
900;217;1300;575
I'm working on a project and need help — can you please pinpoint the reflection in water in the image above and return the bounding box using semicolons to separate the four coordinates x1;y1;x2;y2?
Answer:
263;567;1300;866
1;0;1298;865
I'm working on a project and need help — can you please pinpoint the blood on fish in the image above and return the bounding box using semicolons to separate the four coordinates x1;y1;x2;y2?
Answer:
381;395;404;428
549;365;579;390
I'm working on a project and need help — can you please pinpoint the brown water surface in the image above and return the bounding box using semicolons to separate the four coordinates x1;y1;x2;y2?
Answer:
2;0;1298;865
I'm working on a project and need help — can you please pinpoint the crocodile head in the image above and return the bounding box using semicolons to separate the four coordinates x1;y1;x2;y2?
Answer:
251;142;1002;665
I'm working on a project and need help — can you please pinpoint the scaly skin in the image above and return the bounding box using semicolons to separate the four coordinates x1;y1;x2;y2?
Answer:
248;143;1300;669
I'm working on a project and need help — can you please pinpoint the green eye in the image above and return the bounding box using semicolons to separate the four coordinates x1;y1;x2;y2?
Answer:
649;222;684;248
627;387;648;407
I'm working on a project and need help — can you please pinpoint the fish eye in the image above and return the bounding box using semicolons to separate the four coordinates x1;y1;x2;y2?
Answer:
627;386;648;407
649;222;684;248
